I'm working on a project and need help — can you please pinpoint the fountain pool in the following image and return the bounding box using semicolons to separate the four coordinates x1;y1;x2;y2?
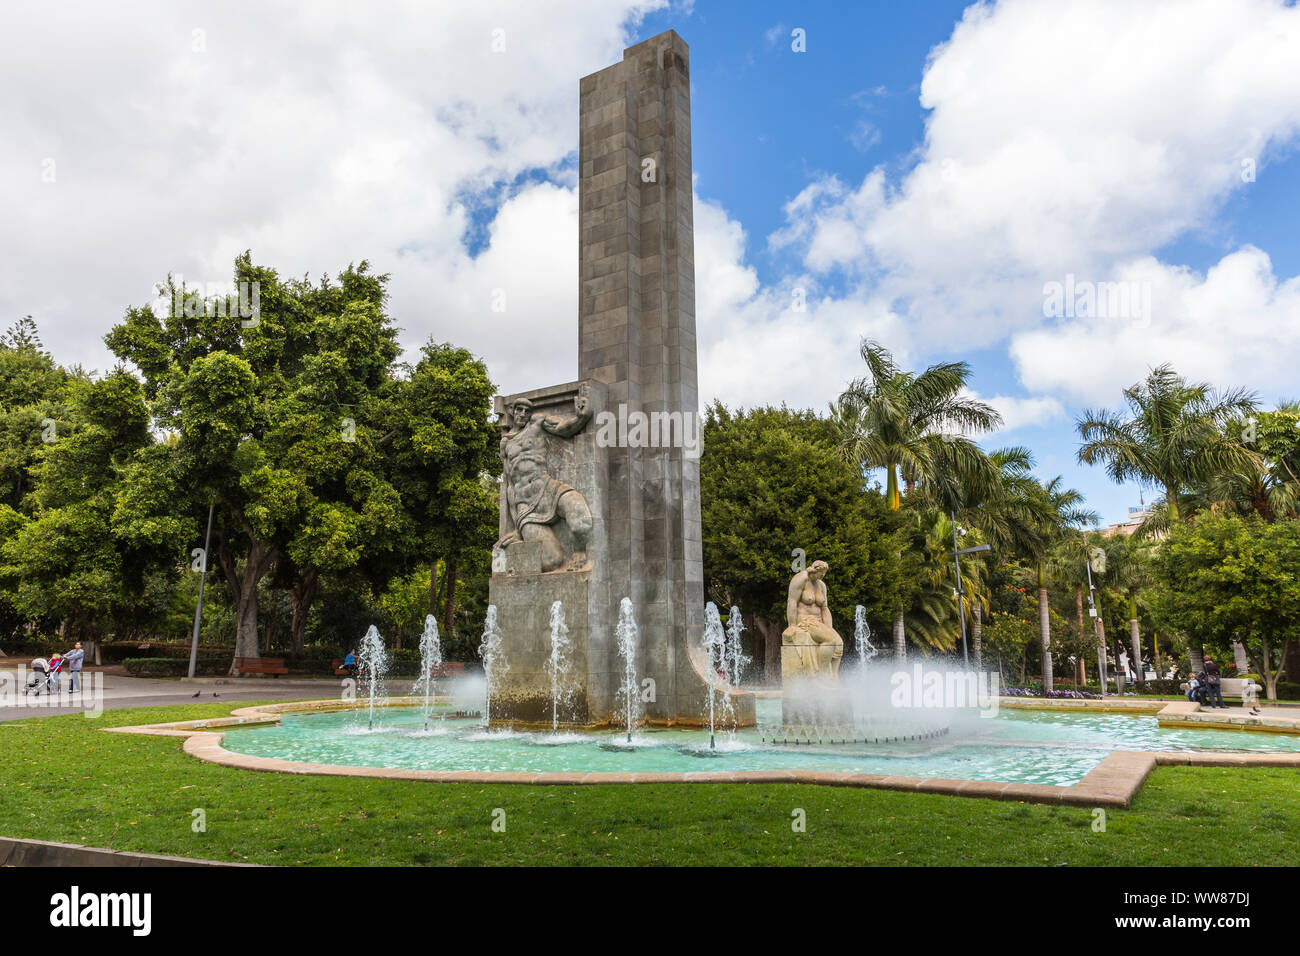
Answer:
220;697;1300;788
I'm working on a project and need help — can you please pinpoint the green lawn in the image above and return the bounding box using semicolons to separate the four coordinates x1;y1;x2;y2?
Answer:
1;703;1296;866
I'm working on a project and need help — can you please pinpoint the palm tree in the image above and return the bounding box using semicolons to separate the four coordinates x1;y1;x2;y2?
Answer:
1076;364;1259;528
1209;403;1300;522
834;340;1001;658
834;340;1002;511
1027;477;1097;691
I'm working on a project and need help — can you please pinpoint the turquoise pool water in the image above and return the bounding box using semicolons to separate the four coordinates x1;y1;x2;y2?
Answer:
219;700;1300;787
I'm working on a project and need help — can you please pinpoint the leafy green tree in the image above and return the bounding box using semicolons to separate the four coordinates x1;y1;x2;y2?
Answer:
700;403;917;677
1152;512;1300;700
1213;404;1300;521
0;371;182;638
105;255;406;665
380;341;499;641
1076;364;1258;527
0;317;76;513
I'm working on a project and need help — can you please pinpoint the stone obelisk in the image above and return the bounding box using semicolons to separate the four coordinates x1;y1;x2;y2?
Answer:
487;30;755;729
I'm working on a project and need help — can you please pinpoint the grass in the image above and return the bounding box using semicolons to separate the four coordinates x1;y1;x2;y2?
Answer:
1;702;1297;866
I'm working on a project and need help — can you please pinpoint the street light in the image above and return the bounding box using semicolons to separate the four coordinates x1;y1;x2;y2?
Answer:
949;512;991;667
1083;535;1107;696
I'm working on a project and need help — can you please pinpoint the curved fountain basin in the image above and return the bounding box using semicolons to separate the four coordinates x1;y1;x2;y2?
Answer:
219;700;1300;788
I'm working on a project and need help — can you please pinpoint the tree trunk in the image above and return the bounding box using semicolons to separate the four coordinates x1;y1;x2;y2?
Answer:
221;536;277;673
1130;617;1144;691
289;568;319;655
886;465;900;511
1233;639;1250;674
1075;586;1084;629
972;603;982;671
429;562;438;616
749;613;781;683
1038;586;1052;692
1254;635;1288;702
442;554;458;638
892;607;906;660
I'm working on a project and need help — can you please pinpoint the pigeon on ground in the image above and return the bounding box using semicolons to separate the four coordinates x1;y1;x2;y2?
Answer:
192;691;201;698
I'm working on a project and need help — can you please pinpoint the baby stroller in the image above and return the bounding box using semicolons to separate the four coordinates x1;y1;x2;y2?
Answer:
24;657;63;697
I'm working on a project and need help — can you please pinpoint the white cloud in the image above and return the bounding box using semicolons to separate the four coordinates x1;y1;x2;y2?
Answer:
973;392;1066;434
1011;247;1300;406
772;0;1300;402
0;0;664;381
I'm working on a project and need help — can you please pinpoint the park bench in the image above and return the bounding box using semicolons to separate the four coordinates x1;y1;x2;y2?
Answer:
234;656;288;677
1180;676;1262;703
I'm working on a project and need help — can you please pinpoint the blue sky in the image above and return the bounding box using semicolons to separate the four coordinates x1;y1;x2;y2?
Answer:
618;0;1300;526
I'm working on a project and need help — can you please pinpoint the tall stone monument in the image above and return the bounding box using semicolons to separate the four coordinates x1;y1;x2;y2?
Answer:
487;30;755;730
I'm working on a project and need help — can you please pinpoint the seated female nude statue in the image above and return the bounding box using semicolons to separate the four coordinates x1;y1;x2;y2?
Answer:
781;560;844;677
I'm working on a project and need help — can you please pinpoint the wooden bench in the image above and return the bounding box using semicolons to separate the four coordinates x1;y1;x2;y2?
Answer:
234;656;288;677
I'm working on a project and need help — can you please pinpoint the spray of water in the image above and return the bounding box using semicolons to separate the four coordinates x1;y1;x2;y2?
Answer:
477;605;506;727
357;625;388;731
725;606;749;687
854;605;878;669
545;600;573;735
702;602;727;749
615;597;640;743
413;615;443;730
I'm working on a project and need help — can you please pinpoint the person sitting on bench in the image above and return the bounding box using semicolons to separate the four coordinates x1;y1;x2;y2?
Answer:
341;648;357;676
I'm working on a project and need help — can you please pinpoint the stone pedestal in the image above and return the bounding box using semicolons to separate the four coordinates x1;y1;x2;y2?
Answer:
781;639;852;732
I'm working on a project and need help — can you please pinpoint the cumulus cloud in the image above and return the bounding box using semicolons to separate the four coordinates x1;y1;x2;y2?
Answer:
772;0;1300;401
0;0;664;382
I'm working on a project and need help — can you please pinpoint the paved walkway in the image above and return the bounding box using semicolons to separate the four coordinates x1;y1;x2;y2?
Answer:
0;664;416;723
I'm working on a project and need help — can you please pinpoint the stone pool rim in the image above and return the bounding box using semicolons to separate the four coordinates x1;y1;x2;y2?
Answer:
104;696;1300;809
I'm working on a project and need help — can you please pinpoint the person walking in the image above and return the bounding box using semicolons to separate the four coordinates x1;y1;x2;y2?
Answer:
1203;657;1225;709
64;642;85;692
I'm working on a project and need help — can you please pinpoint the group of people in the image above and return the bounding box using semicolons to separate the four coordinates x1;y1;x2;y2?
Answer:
1186;657;1227;709
41;642;86;692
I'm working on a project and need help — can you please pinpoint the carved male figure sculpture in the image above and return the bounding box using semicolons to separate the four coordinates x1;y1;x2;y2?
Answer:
782;560;844;677
495;396;594;572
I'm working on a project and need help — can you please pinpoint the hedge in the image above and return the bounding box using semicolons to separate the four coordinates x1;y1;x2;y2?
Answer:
123;657;230;678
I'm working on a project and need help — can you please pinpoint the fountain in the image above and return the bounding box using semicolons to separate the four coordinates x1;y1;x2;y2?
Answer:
725;606;748;687
615;598;640;742
702;602;728;749
477;605;506;727
413;615;443;730
545;600;574;734
853;606;878;669
357;625;388;731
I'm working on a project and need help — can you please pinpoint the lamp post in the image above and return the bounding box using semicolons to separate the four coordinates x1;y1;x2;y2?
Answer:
1083;535;1107;696
949;512;991;668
